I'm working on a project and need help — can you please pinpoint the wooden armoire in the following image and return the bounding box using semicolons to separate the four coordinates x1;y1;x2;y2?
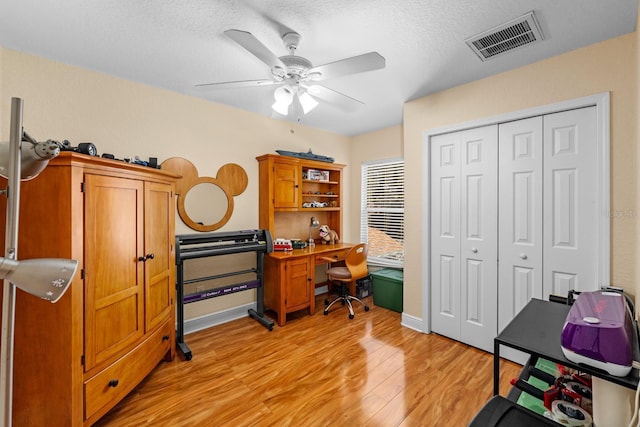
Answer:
0;152;179;425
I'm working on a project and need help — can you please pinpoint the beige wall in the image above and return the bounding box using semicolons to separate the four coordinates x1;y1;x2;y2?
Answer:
0;47;352;319
349;124;403;240
402;33;638;320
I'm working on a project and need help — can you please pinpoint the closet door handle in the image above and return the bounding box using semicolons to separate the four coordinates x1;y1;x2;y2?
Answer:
471;247;478;253
108;379;119;388
520;253;528;260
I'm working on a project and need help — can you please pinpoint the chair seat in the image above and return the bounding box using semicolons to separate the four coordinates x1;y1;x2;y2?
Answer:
327;266;351;280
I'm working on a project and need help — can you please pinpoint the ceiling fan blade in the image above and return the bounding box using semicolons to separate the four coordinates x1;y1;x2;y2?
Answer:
304;85;364;112
224;29;285;70
307;52;385;81
195;79;279;90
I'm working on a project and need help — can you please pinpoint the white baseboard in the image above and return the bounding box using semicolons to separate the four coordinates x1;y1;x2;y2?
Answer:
183;302;257;335
401;312;425;333
315;285;328;295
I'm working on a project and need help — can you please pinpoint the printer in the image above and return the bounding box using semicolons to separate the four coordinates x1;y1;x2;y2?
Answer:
561;290;634;377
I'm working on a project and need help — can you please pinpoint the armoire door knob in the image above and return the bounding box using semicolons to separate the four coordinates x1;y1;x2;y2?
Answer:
520;253;528;260
471;247;478;253
138;253;155;262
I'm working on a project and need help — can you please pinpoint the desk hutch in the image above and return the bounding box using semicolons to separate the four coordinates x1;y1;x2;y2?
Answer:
257;154;348;325
0;152;178;425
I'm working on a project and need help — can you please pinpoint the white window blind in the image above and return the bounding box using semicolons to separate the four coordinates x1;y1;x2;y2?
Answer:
360;159;404;268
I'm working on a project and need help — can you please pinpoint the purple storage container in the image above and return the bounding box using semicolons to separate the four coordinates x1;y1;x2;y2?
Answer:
560;290;633;377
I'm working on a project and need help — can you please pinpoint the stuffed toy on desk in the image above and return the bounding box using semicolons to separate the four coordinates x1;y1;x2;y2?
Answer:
318;225;340;244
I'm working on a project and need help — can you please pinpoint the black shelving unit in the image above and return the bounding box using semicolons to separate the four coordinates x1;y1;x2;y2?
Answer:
494;298;639;395
471;298;638;426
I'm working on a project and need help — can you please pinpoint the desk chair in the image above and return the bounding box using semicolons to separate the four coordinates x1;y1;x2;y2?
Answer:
322;243;370;319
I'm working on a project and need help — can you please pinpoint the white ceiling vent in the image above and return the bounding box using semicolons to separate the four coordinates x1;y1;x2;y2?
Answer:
465;11;544;61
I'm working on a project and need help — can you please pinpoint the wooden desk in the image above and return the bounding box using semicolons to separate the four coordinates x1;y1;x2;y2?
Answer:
263;243;354;326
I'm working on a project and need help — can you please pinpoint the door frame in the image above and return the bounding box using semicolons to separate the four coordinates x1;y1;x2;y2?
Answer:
421;92;610;334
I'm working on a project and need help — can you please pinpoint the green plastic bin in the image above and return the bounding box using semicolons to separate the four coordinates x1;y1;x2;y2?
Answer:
371;268;403;312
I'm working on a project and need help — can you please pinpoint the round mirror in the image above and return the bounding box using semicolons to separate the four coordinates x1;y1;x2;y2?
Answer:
184;182;228;226
161;158;248;232
177;177;233;232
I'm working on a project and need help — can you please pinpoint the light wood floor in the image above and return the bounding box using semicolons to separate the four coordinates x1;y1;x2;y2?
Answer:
95;294;521;426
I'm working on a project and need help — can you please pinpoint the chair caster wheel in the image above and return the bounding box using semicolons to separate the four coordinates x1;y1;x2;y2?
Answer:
324;310;329;315
349;314;354;319
364;306;370;311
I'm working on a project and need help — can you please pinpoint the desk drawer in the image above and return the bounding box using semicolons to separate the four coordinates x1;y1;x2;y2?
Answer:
315;249;349;265
84;320;172;422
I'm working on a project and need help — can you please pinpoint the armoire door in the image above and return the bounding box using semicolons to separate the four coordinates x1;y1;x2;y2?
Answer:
144;181;175;333
430;125;498;352
84;174;145;371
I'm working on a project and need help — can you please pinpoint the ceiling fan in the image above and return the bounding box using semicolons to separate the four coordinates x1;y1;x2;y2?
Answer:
196;29;385;117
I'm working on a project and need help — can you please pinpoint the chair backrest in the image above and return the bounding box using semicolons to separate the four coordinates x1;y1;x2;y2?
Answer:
345;243;368;281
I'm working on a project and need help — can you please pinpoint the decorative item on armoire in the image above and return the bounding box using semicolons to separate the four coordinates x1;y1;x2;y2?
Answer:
161;157;248;231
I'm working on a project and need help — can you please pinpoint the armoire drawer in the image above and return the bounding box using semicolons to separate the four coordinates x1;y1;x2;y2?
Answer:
84;320;172;422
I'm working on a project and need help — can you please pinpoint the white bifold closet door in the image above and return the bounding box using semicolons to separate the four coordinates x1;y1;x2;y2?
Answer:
430;125;498;353
431;106;599;353
497;116;544;332
542;108;599;298
498;107;599;333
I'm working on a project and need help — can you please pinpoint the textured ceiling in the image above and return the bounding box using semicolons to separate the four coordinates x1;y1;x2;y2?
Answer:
0;0;637;136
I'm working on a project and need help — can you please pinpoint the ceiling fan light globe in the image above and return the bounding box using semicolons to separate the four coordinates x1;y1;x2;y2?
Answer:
272;100;290;115
273;86;293;103
298;91;319;114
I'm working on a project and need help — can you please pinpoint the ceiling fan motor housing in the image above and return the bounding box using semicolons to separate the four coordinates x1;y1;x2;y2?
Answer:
278;55;313;79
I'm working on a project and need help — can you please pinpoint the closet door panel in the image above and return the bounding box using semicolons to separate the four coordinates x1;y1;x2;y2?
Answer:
430;132;461;340
498;117;543;333
543;107;599;297
459;126;498;353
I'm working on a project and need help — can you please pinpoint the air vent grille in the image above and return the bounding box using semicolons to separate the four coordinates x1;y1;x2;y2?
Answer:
466;11;544;61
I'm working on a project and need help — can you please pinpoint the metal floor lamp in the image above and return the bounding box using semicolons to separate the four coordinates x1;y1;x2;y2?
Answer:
0;98;78;425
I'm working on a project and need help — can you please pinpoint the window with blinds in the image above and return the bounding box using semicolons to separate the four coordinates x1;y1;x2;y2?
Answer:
360;159;404;267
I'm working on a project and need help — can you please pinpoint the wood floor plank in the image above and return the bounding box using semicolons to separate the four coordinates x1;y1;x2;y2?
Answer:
95;294;521;426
